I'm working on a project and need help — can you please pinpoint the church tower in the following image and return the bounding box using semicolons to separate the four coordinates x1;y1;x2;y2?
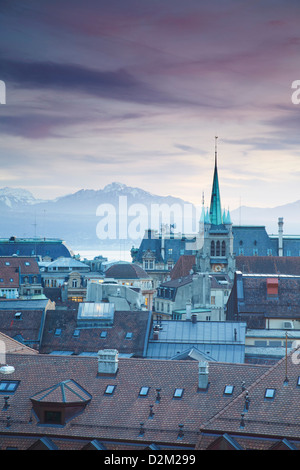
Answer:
196;137;235;280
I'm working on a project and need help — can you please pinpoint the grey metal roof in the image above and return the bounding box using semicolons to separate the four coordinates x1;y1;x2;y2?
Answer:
146;320;246;363
147;341;245;363
0;299;49;310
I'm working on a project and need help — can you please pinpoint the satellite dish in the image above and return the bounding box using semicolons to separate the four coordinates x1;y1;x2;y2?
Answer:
0;365;15;375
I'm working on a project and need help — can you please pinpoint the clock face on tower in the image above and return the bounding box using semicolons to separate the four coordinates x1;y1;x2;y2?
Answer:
212;263;224;272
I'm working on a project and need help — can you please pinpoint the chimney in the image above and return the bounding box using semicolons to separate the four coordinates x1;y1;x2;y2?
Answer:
97;349;119;375
278;217;284;256
198;360;209;390
153;325;159;340
185;300;192;321
267;277;278;296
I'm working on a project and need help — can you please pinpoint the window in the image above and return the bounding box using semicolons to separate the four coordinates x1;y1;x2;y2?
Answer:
173;388;184;398
216;240;220;256
73;329;80;337
144;260;148;269
14;312;22;320
139;386;150;397
297;376;300;386
25;262;30;266
265;388;275;399
72;279;78;288
221;241;226;256
105;385;116;395
0;381;19;393
224;385;234;395
5;262;10;266
9;278;14;282
211;241;215;256
125;332;133;339
44;410;62;424
100;331;107;338
54;328;61;336
239;248;244;255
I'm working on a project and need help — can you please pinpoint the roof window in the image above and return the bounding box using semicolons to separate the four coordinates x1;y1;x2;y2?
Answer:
224;385;234;395
139;386;150;397
100;331;107;338
73;329;80;337
54;328;62;336
0;380;19;393
105;385;116;395
5;262;10;266
125;332;133;339
173;388;184;399
265;388;276;399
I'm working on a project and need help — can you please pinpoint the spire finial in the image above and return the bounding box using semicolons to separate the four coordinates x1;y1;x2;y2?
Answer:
215;136;218;166
202;191;205;206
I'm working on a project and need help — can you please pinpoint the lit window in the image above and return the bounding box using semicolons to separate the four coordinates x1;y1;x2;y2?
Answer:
9;278;14;282
25;262;30;266
0;381;19;393
265;388;275;399
224;385;234;395
5;262;10;266
105;385;116;395
139;386;149;396
173;388;184;398
100;331;107;338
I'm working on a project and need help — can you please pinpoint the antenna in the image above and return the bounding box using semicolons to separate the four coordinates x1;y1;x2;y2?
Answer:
284;332;289;384
214;136;218;166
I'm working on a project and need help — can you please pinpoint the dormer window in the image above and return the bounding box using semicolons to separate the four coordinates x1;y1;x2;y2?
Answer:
30;379;91;425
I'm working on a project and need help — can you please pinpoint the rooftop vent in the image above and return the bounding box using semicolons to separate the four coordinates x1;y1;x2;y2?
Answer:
97;349;119;375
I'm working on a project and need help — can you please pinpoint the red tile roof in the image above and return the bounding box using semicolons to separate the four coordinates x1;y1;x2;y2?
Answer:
169;255;196;280
0;256;40;274
0;353;269;449
197;347;300;449
0;266;19;288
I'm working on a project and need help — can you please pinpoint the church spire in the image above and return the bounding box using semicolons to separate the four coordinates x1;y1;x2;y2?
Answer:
209;136;223;225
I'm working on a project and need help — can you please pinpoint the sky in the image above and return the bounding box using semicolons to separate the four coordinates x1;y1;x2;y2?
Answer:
0;0;300;211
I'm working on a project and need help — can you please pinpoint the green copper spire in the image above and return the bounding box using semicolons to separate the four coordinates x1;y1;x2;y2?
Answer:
209;137;223;225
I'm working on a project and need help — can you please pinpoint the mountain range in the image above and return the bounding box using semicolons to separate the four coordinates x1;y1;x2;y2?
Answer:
0;183;299;252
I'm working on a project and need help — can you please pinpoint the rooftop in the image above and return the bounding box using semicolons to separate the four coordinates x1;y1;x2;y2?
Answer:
0;352;270;449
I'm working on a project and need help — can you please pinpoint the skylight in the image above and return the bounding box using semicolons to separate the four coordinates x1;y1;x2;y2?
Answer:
224;385;234;395
265;388;276;399
54;328;62;336
139;386;149;396
0;380;19;393
105;385;116;395
73;329;80;337
100;331;107;338
173;388;184;398
125;332;133;339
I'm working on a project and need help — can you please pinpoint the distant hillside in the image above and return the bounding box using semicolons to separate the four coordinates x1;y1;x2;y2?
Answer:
0;184;299;251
